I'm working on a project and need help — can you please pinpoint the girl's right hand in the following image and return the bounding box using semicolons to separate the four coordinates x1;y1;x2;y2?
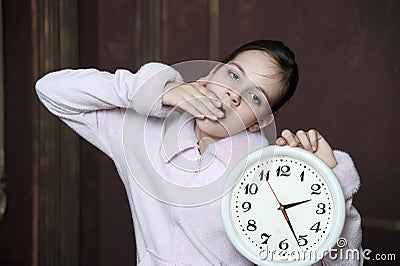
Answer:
162;81;225;121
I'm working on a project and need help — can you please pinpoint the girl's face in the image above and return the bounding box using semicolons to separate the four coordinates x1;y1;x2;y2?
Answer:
195;50;283;140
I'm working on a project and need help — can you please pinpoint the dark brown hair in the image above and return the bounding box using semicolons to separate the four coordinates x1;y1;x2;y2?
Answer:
223;40;299;113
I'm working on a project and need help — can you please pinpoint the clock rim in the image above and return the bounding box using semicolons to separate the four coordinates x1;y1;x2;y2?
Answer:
221;145;346;265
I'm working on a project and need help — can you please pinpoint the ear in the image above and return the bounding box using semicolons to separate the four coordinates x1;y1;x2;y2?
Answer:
248;114;275;132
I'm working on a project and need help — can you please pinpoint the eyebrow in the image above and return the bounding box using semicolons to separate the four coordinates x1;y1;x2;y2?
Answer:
230;62;246;75
229;62;271;104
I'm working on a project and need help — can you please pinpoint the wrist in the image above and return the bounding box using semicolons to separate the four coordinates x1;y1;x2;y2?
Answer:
162;82;178;106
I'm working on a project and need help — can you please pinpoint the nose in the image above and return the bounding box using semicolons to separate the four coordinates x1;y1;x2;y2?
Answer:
226;89;241;106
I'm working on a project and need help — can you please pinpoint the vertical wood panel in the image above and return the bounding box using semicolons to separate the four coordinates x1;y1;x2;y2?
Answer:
37;1;60;263
77;0;100;263
163;0;209;63
59;1;80;265
98;0;137;71
135;0;163;67
32;0;39;263
0;0;6;221
96;1;137;265
35;0;80;265
0;0;35;264
208;0;219;60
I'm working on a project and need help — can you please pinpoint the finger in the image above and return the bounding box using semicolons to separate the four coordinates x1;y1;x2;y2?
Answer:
189;94;223;119
199;95;224;118
307;129;318;152
191;85;224;118
281;129;299;147
174;85;219;120
188;89;225;121
296;130;313;152
177;100;206;119
173;82;222;119
275;137;287;146
186;97;220;121
194;83;223;109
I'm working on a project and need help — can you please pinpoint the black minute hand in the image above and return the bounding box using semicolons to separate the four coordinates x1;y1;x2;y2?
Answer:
278;199;312;210
266;180;299;246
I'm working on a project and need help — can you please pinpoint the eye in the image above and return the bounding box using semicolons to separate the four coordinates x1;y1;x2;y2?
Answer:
249;92;261;104
228;70;240;81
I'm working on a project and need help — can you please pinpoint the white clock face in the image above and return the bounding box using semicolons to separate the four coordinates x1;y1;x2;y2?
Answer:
229;154;335;263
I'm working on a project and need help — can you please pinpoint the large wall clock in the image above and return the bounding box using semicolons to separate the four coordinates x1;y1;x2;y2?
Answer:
221;145;345;265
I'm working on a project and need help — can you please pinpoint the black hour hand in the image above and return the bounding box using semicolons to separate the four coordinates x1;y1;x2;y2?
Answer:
278;199;311;210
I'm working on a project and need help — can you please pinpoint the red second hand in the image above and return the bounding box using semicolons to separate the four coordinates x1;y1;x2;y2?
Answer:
266;180;299;246
266;180;287;219
266;180;283;206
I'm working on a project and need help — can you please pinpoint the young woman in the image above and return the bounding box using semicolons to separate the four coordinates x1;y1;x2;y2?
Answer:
36;40;362;265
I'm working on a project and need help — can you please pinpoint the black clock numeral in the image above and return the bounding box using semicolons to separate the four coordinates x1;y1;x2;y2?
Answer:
276;165;290;177
242;201;251;213
316;203;326;214
278;239;289;250
297;235;308;246
260;233;271;245
246;219;257;231
300;171;305;182
311;184;321;195
259;170;270;181
244;183;258;195
310;221;321;233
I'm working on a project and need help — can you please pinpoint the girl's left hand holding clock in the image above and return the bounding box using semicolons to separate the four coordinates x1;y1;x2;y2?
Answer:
276;129;338;169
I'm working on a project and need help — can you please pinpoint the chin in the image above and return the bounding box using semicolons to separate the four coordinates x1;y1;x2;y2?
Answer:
195;118;230;139
195;118;245;139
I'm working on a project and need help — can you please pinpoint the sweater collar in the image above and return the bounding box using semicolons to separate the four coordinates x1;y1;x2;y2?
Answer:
160;111;268;166
160;111;198;163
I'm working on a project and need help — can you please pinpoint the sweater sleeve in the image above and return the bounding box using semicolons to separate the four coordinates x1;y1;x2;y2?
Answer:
35;62;183;158
316;150;363;266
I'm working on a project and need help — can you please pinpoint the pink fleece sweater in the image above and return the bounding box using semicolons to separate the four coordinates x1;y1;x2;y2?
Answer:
36;63;363;265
